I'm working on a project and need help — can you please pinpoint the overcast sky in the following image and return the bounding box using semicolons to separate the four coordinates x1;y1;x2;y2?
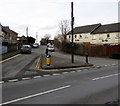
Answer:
0;0;119;41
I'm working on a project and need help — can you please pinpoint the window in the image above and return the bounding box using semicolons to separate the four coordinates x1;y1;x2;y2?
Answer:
92;35;96;40
69;35;71;39
107;34;110;38
79;35;82;38
105;39;108;42
99;35;103;40
115;33;120;39
74;35;77;38
85;34;88;38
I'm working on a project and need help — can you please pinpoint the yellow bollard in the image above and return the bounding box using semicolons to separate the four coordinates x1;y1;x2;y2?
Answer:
46;54;51;66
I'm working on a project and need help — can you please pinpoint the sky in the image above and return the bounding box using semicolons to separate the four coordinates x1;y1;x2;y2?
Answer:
0;0;119;42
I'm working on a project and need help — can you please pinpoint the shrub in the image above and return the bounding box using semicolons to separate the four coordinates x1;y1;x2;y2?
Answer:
110;53;120;59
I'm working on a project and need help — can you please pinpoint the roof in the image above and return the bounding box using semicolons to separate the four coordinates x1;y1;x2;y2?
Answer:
92;23;120;34
2;26;18;35
67;23;101;34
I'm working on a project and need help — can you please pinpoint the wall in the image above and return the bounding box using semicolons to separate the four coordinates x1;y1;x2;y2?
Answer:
91;32;120;44
66;32;120;44
0;46;8;54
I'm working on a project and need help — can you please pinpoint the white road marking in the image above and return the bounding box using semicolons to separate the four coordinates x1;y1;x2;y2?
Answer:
92;73;120;81
96;66;100;68
33;76;41;79
83;69;88;71
70;71;75;73
0;81;4;84
1;85;71;105
22;78;30;80
112;64;116;66
76;70;82;72
104;65;108;66
8;79;18;82
53;73;60;76
62;72;68;74
43;75;50;77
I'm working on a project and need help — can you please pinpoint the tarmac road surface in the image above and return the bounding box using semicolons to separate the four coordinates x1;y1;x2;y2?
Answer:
2;65;119;104
2;46;46;78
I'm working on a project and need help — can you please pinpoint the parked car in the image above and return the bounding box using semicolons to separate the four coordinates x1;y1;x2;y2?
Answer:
20;45;32;54
32;43;39;48
47;46;55;52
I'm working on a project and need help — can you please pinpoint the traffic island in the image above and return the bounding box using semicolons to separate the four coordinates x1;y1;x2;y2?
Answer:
30;55;93;72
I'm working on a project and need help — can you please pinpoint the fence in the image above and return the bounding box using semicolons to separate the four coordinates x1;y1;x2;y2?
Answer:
87;44;120;57
57;41;120;57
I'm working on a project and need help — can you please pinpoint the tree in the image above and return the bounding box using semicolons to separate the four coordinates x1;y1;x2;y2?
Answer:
44;34;51;40
59;20;70;40
44;34;51;44
27;36;35;44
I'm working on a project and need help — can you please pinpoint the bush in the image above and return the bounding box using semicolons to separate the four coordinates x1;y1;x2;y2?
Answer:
61;41;84;55
110;53;120;59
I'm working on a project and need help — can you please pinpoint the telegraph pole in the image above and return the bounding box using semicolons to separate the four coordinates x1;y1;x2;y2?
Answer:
71;2;74;63
26;27;28;43
36;32;38;43
26;27;28;37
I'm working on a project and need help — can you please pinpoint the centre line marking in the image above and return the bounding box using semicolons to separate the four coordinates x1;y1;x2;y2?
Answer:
92;73;120;81
0;54;21;63
1;85;71;105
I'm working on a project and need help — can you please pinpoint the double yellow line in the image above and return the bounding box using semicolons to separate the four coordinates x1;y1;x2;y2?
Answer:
35;58;40;69
0;54;21;63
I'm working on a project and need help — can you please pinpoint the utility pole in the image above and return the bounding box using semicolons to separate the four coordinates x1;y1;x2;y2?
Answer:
71;2;74;63
26;27;28;37
26;27;28;44
36;32;38;43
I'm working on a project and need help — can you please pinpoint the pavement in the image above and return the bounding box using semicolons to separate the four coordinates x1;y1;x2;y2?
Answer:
39;55;93;70
1;50;20;60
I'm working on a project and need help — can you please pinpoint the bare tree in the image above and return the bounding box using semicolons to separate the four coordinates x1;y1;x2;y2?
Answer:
59;20;70;40
44;34;51;40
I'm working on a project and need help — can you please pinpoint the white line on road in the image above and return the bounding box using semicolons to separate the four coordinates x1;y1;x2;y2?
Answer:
92;73;120;81
8;79;18;82
70;71;75;73
1;85;71;105
22;78;30;80
33;76;41;79
83;69;88;71
0;81;4;84
43;75;50;77
62;72;68;74
53;73;60;76
76;70;82;72
112;64;115;65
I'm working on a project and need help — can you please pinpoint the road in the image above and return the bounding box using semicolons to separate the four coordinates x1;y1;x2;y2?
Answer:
2;45;118;78
2;46;46;78
2;65;119;104
1;46;119;104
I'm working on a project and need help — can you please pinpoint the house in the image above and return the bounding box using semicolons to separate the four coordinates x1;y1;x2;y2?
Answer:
91;23;120;45
66;23;120;45
0;24;3;40
2;26;18;44
66;23;101;43
17;36;28;45
0;24;18;54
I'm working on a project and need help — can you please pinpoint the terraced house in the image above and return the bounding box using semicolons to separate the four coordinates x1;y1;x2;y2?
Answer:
0;23;18;54
66;23;120;45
